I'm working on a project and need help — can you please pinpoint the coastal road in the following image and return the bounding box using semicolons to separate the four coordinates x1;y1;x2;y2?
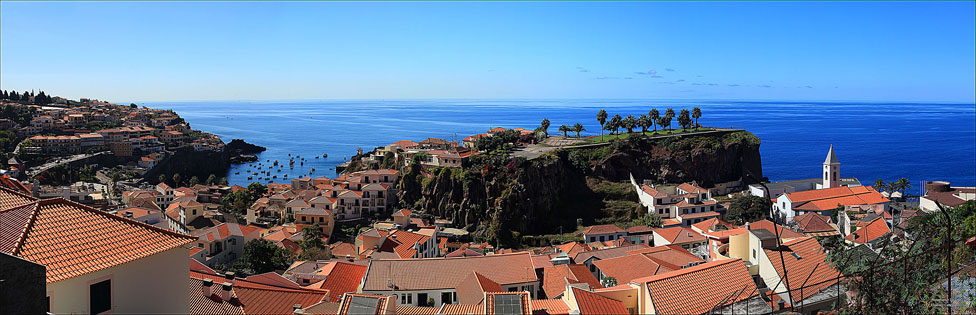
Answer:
27;151;109;177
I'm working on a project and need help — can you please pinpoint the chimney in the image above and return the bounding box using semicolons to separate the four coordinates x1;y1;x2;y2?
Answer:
124;211;133;218
220;282;233;301
202;278;214;296
224;271;236;286
293;309;305;315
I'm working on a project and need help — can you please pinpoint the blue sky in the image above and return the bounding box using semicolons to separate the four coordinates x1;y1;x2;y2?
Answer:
1;1;973;103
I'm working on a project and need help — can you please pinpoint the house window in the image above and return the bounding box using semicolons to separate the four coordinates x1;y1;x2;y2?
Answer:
753;249;756;259
90;279;111;314
302;216;307;222
824;172;828;180
599;236;605;242
508;287;517;292
319;217;324;223
192;209;197;215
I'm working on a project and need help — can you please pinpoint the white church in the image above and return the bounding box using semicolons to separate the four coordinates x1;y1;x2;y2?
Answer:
748;145;862;199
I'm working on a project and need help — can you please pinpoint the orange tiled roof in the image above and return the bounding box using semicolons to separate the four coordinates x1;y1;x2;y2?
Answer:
541;264;603;299
763;237;842;303
582;224;625;235
440;303;484;315
677;182;707;194
570;287;629;315
190;270;329;314
8;198;196;283
530;299;571;315
640;258;759;315
363;252;537;291
592;254;673;285
557;242;590;258
691;217;736;234
787;186;890;211
844;216;891;244
748;220;807;240
652;227;705;245
306;261;368;302
793;212;837;234
0;186;36;209
397;305;440;315
457;271;504;305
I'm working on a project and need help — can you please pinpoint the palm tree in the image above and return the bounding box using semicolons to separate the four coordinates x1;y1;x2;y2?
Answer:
660;115;673;133
649;109;660;132
558;125;569;137
207;174;217;186
664;108;675;132
895;177;911;200
888;181;898;198
622;115;637;133
172;173;181;186
610;114;622;135
692;107;702;129
158;174;166;184
873;179;887;193
637;114;650;134
677;109;691;130
597;110;608;138
573;123;585;137
541;118;550;135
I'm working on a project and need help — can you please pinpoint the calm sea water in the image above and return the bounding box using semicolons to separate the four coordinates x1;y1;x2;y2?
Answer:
147;100;976;193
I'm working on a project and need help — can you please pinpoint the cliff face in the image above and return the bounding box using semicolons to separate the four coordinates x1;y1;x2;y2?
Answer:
398;131;762;245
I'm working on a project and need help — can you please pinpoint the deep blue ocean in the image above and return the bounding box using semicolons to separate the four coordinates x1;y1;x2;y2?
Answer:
148;100;976;193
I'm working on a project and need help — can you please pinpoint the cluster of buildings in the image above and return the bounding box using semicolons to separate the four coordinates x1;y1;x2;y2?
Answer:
354;126;534;170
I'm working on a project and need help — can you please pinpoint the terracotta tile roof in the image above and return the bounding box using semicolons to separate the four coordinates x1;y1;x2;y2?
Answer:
678;210;721;220
652;227;705;245
661;218;681;227
570;287;628;315
702;228;750;239
793;212;838;234
363;252;538;291
397;305;441;315
457;271;505;304
530;254;555;269
393;209;412;217
844;216;891;244
530;299;570;315
191;270;329;314
0;186;36;209
640;185;667;198
439;304;483;315
583;224;626;234
541;264;603;298
0;176;31;195
640;259;759;315
390;140;419;147
676;182;707;194
378;229;430;258
556;242;589;258
246;272;302;289
640;245;705;269
330;242;358;258
625;225;654;234
306;261;368;302
763;237;842;303
592;254;673;285
747;220;807;240
484;292;531;315
573;244;649;264
0;202;38;253
788;186;890;211
691;217;736;234
7;198;195;283
447;248;484;257
187;278;246;315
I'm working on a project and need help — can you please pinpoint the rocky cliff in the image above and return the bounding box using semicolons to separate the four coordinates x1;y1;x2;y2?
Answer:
397;130;763;246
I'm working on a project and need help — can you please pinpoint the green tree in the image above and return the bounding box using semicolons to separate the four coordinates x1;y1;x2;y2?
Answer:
189;176;200;186
637;114;651;134
630;213;662;228
874;179;888;194
540;118;550;135
649;109;660;132
609;114;622;135
233;239;293;275
621;115;637;133
247;182;267;195
572;123;585;137
601;276;618;287
895;177;911;200
726;195;770;225
677;109;692;130
129;103;138;109
219;177;229;186
157;174;166;184
663;108;675;132
597;109;608;137
692;107;702;129
658;115;672;134
300;224;325;250
206;174;217;186
558;125;569;137
172;173;182;186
